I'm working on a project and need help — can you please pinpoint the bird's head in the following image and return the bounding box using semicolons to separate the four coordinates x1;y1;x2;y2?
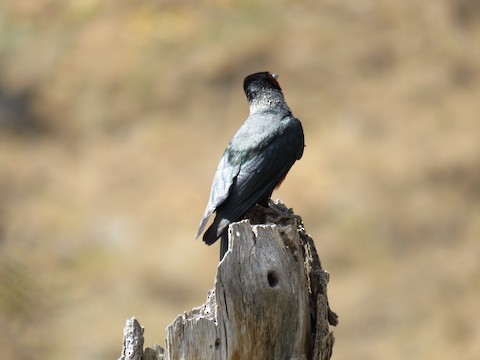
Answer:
243;72;283;104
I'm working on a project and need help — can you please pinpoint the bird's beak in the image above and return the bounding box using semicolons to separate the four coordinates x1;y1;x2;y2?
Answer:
271;73;279;79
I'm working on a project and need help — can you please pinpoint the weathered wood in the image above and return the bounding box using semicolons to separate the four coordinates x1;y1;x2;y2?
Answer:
119;318;147;360
119;201;337;360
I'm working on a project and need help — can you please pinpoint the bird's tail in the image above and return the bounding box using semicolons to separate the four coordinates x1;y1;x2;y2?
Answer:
219;231;229;261
203;215;231;260
203;215;230;245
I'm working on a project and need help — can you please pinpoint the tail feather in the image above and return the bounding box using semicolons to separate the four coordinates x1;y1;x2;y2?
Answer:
203;215;231;245
219;232;229;260
202;214;231;260
203;217;220;245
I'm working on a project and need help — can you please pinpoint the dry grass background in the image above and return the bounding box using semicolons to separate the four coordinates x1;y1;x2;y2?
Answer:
1;1;479;359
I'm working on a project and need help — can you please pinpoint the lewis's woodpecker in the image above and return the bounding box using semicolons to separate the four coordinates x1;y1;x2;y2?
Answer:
196;72;304;259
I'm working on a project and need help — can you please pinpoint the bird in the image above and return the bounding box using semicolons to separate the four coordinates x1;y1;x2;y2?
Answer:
196;71;304;259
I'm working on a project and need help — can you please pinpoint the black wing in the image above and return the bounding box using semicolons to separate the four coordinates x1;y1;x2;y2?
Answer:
203;117;304;243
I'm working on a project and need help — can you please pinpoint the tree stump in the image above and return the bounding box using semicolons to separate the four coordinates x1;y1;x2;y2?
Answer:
119;201;337;360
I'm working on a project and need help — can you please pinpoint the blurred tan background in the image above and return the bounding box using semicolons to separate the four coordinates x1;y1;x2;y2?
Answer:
1;1;479;359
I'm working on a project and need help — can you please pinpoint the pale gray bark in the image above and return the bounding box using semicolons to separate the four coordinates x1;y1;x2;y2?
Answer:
119;202;337;360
